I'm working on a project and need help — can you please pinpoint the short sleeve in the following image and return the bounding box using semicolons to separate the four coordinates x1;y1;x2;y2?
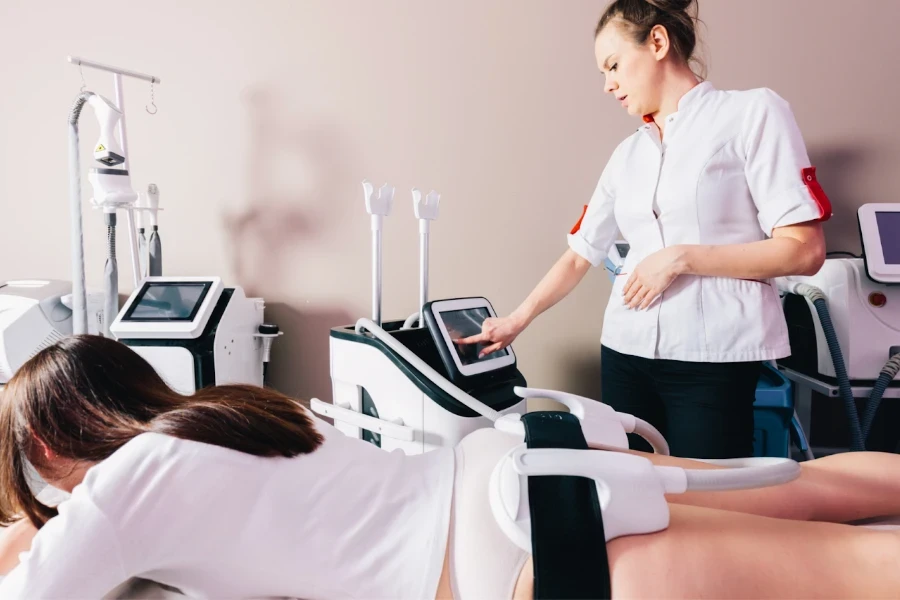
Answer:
567;147;621;267
742;88;832;236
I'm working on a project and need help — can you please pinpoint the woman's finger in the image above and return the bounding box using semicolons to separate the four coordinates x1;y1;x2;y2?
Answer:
638;289;657;310
623;277;642;303
479;341;505;358
634;286;653;309
626;284;646;308
456;332;487;345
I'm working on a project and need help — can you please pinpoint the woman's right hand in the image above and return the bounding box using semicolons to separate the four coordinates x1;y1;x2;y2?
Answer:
456;314;528;358
454;248;588;358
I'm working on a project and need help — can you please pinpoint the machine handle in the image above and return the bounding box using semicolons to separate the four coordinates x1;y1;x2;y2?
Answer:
513;386;607;420
310;398;416;442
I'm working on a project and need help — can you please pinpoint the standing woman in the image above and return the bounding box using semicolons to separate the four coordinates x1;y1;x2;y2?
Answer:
459;0;830;459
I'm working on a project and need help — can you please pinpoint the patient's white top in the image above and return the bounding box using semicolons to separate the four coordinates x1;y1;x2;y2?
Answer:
0;415;456;599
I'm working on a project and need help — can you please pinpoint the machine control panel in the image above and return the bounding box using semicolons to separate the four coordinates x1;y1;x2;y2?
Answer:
423;297;516;384
859;203;900;284
110;277;224;340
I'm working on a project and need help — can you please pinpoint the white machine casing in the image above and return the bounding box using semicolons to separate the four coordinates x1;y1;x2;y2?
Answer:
777;258;900;380
328;332;526;454
110;277;267;395
206;286;266;389
0;280;102;384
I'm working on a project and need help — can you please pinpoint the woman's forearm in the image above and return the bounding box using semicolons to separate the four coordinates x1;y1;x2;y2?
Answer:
512;248;592;327
677;235;826;281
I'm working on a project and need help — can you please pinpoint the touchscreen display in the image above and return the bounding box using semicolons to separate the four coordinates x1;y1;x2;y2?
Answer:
123;283;210;321
442;307;510;365
875;212;900;264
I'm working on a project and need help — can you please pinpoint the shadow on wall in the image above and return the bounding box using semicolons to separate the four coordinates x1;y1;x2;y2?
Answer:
808;144;875;256
263;302;351;403
221;85;359;402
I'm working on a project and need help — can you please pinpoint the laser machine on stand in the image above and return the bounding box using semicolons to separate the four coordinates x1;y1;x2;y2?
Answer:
1;57;282;393
777;203;900;455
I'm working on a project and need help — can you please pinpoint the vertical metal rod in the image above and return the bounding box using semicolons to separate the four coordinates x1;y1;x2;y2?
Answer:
419;230;429;327
373;228;383;326
112;74;142;288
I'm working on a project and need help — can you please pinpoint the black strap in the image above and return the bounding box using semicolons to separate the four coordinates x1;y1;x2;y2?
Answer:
521;411;612;600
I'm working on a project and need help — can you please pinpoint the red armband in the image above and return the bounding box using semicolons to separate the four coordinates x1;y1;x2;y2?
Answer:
802;166;832;222
570;204;588;234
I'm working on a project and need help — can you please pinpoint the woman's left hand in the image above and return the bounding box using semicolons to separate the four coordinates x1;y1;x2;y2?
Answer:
622;246;688;310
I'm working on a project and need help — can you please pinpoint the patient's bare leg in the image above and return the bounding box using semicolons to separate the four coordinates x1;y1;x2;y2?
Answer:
0;519;37;576
513;504;900;600
623;448;900;523
607;504;900;599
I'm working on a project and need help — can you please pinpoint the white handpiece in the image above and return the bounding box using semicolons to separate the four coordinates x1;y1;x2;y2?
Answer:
146;183;160;228
412;188;441;327
144;184;163;277
362;180;395;325
134;191;148;278
87;94;126;167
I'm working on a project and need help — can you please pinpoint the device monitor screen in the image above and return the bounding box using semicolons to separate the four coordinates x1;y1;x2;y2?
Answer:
858;204;900;284
122;282;212;322
427;298;517;378
442;307;510;365
876;212;900;265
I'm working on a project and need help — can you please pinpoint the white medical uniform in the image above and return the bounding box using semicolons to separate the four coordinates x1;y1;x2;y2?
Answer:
568;81;831;363
0;413;455;600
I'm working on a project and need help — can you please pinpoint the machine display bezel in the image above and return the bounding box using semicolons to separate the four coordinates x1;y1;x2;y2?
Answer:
427;297;516;377
109;277;225;340
121;281;212;322
858;203;900;284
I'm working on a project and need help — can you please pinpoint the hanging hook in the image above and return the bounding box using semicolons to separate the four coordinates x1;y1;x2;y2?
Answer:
146;79;158;115
79;63;87;93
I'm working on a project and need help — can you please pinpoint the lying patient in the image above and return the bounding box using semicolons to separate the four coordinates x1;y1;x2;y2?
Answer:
0;334;899;599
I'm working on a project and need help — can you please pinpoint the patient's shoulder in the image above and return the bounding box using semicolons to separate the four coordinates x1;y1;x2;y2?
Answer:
80;434;178;499
94;432;192;473
81;433;256;513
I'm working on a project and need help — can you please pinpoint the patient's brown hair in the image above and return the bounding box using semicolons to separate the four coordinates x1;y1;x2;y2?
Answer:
0;334;323;528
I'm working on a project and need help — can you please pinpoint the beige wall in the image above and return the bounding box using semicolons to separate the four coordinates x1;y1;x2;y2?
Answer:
1;0;898;403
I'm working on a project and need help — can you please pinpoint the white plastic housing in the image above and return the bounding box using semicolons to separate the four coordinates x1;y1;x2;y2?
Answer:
328;333;526;454
776;258;900;380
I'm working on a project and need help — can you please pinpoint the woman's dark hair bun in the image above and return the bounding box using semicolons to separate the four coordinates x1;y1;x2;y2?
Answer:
646;0;695;14
595;0;706;80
